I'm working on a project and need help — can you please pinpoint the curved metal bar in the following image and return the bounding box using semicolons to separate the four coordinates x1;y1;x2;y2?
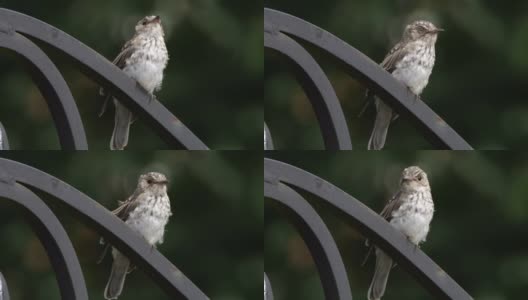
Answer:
265;29;352;150
265;180;352;300
264;122;274;150
0;158;208;300
264;8;472;150
0;271;11;300
0;121;8;150
0;31;88;150
0;181;88;300
264;273;273;300
265;158;473;299
0;8;208;150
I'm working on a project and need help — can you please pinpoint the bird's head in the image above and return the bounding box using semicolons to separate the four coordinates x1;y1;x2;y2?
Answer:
138;172;169;193
400;166;429;192
135;15;164;36
403;20;443;42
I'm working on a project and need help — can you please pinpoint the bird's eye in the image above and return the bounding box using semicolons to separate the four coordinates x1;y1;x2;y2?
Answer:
141;21;147;25
417;174;423;181
147;179;153;184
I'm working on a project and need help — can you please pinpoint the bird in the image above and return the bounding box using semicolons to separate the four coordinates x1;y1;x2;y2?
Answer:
366;20;443;150
100;172;172;299
366;166;434;300
99;15;169;150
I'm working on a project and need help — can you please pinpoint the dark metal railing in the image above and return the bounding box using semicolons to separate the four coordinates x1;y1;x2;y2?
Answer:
0;8;208;150
264;8;473;150
264;158;473;299
0;158;208;300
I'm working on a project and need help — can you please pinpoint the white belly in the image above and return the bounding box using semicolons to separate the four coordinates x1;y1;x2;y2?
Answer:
389;193;434;245
123;59;165;93
126;198;170;246
390;212;431;245
392;63;432;95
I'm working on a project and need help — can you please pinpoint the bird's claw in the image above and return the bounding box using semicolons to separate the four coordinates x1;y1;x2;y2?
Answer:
413;94;419;104
149;94;157;103
405;86;419;104
135;81;156;103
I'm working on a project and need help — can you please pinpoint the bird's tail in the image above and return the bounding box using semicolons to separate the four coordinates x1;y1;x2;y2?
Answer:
104;251;130;300
368;249;393;300
367;99;392;150
110;100;133;150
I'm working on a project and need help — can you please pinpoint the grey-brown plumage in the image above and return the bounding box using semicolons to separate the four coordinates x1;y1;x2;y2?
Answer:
367;21;442;150
99;15;169;150
101;172;172;299
366;166;434;300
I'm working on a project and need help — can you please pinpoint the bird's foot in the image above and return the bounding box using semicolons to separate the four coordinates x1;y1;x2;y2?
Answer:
405;86;419;104
413;93;420;104
405;236;419;253
149;94;157;103
135;82;156;103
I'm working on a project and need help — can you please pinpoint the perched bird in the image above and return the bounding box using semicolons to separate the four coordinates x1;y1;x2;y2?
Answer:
367;21;442;150
101;172;172;299
366;166;434;300
100;15;169;150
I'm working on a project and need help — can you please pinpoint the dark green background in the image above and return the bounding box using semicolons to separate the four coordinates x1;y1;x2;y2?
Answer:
0;152;263;300
265;151;528;299
265;0;528;149
0;0;262;149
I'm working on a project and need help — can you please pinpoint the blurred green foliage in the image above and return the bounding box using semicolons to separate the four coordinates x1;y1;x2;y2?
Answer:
265;151;528;300
0;0;262;149
0;152;263;300
265;0;528;149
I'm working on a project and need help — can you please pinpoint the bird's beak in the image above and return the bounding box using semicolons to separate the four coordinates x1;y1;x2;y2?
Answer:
157;179;168;184
402;176;413;182
432;28;444;33
152;16;161;24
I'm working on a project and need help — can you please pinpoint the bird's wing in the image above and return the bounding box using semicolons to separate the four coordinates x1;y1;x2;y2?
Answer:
360;41;407;117
97;189;141;264
362;190;403;266
380;41;407;73
380;190;403;221
98;41;136;117
112;189;141;221
112;40;136;69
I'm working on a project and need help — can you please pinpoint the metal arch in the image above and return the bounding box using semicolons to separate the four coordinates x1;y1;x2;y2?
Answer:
0;158;209;300
264;8;473;150
265;180;353;300
264;273;273;300
264;123;274;150
0;31;88;150
0;271;11;300
0;8;208;150
0;181;88;300
0;121;8;150
265;29;353;150
265;158;473;300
